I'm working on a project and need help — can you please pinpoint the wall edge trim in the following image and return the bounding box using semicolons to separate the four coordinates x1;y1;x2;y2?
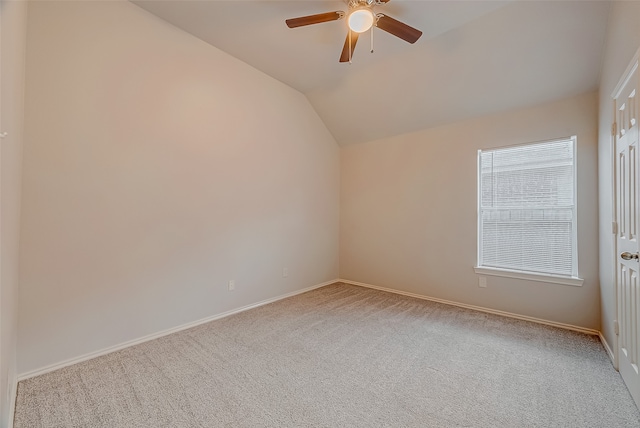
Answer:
8;374;17;428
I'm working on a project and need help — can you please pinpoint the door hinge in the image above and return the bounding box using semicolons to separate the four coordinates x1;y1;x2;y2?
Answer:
613;221;618;235
614;320;620;335
612;122;618;136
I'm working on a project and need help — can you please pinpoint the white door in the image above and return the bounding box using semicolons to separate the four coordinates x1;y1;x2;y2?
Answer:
614;57;640;409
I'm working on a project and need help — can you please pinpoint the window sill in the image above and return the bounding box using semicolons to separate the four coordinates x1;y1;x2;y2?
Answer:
473;266;584;287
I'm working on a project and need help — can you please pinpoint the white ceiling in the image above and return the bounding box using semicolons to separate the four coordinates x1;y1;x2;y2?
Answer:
133;1;611;145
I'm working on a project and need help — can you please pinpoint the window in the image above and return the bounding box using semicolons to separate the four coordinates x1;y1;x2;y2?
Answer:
475;137;582;286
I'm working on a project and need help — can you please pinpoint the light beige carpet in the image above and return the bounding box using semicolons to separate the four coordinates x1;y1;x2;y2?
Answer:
14;283;640;427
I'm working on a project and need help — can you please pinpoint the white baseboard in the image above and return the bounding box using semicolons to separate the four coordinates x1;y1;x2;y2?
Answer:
599;332;617;368
8;374;17;428
340;279;600;336
18;279;339;382
17;278;603;382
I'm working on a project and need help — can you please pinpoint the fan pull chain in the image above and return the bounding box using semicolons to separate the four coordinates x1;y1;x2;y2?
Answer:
349;30;352;64
371;26;374;53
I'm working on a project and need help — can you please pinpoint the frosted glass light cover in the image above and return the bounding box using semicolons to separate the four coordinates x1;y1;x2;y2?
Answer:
348;9;374;33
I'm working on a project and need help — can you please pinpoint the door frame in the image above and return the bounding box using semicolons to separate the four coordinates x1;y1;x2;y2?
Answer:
611;47;640;372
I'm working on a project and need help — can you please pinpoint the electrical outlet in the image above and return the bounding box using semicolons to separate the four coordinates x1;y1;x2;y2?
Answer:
228;280;235;291
283;267;289;278
479;276;487;288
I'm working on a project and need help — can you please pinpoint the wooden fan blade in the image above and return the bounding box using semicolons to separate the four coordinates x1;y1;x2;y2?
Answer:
376;14;422;44
286;11;342;28
339;31;359;63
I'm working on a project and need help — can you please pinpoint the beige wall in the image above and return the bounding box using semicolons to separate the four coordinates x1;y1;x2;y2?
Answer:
341;92;600;329
0;0;27;426
18;1;339;375
12;0;617;385
598;2;640;358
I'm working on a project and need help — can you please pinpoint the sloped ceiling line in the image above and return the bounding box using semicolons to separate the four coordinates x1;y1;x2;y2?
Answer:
133;1;610;145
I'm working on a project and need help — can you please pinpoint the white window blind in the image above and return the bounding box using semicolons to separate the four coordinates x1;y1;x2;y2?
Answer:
478;137;577;277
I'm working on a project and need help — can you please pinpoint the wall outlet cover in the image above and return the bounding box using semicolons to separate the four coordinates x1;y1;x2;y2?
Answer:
479;276;487;288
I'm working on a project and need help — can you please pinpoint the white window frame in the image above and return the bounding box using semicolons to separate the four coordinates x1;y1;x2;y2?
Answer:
474;136;583;287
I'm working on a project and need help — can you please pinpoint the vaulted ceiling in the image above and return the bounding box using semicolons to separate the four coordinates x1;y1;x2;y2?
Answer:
133;1;611;145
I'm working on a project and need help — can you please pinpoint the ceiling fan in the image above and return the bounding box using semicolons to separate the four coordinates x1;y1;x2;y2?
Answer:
285;0;422;63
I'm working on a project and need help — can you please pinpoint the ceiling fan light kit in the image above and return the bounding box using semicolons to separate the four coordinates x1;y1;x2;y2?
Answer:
285;0;422;63
348;8;374;33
